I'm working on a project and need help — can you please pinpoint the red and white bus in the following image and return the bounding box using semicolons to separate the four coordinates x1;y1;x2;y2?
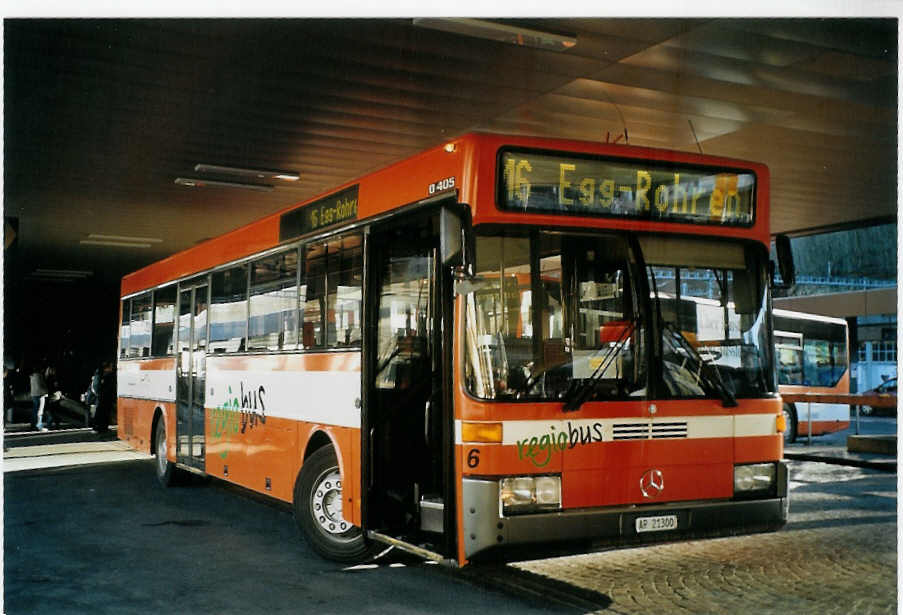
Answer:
117;133;788;566
773;309;850;443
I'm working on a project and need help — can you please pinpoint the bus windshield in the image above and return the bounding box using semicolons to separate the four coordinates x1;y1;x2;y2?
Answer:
462;231;774;403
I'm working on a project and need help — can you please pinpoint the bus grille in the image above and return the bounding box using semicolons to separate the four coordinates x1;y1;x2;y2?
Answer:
613;421;688;440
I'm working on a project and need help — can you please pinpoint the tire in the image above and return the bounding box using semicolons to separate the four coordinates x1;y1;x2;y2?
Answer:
782;404;797;445
294;446;376;563
154;417;178;487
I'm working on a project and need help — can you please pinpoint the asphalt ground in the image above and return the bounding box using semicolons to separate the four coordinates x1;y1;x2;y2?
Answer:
5;455;575;615
3;417;897;614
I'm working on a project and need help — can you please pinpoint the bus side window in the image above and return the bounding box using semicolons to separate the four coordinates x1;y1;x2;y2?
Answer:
249;249;299;351
152;285;177;356
209;265;248;353
119;299;131;359
302;242;327;349
129;292;153;358
303;233;363;351
326;234;362;348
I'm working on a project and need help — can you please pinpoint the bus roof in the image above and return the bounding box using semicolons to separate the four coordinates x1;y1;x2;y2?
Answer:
122;132;770;297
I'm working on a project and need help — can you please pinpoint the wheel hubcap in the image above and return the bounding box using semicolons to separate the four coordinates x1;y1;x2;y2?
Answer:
311;468;350;535
156;425;167;474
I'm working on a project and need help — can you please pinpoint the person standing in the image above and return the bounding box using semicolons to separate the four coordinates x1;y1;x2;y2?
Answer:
30;366;50;431
4;363;13;424
83;367;101;426
92;362;115;434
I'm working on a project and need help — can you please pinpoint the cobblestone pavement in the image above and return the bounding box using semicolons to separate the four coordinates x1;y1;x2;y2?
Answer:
513;461;897;614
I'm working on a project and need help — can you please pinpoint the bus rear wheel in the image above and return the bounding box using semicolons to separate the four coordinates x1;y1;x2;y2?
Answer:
294;445;376;563
782;404;797;445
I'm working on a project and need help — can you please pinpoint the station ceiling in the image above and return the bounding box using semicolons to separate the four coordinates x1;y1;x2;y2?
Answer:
4;18;898;287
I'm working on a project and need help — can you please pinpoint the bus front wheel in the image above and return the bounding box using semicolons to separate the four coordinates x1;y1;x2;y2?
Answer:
154;418;179;487
782;404;797;445
294;445;375;563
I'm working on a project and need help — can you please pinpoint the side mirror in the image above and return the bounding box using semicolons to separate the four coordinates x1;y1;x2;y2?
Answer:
774;234;796;287
440;203;474;275
440;206;463;266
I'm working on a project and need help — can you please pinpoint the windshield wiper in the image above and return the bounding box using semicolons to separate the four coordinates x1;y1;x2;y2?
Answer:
662;323;737;407
562;320;636;412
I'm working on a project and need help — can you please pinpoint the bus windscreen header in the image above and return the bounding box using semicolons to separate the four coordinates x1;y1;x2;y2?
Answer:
498;150;755;226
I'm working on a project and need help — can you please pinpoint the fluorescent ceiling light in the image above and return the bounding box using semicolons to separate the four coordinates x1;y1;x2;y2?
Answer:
175;177;274;192
413;18;576;51
26;275;78;284
194;164;300;182
80;240;153;248
33;268;93;278
88;233;162;243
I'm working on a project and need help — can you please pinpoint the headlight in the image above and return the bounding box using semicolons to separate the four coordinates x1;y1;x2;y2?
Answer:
500;475;561;515
734;463;776;494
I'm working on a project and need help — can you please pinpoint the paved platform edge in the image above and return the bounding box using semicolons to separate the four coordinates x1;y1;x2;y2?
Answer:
783;451;896;472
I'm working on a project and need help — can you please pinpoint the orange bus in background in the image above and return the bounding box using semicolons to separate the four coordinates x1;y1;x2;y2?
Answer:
774;309;850;443
117;133;788;566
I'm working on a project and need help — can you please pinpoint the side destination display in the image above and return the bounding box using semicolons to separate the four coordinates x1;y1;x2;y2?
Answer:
279;185;359;241
499;150;755;226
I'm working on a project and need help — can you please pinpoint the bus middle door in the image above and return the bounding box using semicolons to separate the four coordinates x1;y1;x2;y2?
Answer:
176;282;207;470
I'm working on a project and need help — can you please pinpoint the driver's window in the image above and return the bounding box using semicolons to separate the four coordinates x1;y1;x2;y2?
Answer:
469;236;532;395
540;234;640;386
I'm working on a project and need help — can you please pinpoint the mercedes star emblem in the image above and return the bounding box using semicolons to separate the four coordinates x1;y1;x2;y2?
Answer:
640;469;665;498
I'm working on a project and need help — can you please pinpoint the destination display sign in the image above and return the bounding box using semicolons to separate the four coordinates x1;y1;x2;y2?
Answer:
498;150;755;227
279;185;359;241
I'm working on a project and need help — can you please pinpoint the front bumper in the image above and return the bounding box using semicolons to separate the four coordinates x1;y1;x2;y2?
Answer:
463;461;789;561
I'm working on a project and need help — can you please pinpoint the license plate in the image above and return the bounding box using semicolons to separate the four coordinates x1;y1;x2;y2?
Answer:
635;514;678;533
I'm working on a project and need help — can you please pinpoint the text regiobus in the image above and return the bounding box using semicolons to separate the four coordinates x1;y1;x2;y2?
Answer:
117;133;789;566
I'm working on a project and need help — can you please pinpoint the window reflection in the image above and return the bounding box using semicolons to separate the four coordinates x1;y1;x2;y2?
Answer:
463;232;773;402
464;233;644;401
152;285;177;356
375;250;432;390
303;234;362;349
210;266;247;353
249;249;299;351
129;293;153;358
122;232;364;358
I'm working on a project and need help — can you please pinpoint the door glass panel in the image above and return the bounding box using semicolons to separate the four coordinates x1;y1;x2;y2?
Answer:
177;289;192;460
192;286;208;462
368;228;439;534
374;248;434;390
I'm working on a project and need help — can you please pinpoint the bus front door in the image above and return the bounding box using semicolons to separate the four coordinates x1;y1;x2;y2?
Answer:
366;218;447;545
176;283;207;470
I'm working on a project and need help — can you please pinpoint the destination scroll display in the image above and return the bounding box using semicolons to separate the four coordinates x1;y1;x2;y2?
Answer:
279;185;359;241
499;150;755;226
